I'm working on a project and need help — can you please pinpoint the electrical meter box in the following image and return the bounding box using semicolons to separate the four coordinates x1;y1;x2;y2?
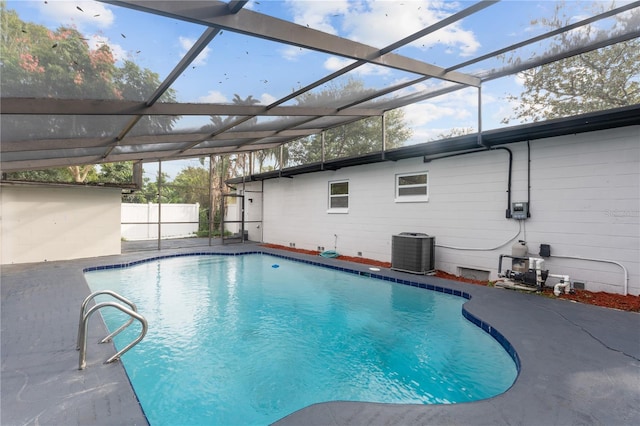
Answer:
511;202;529;220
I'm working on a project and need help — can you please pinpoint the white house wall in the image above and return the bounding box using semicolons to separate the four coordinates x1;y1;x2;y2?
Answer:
0;184;122;264
250;126;639;295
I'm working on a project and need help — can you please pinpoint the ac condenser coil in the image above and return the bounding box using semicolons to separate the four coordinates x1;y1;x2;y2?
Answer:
391;233;435;274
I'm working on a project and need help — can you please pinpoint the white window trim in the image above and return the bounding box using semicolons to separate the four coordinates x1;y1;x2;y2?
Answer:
395;171;429;203
328;180;349;213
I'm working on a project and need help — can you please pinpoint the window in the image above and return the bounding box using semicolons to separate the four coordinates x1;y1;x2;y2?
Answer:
396;172;428;202
328;180;349;213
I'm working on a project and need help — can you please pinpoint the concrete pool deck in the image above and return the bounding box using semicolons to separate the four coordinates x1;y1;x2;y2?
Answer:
1;243;639;425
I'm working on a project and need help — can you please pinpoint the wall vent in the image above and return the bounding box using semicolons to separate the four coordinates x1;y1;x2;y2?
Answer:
458;267;490;282
391;233;435;274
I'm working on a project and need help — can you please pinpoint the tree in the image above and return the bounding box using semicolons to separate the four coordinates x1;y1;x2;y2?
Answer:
3;168;73;183
114;60;177;135
503;2;640;124
172;166;210;206
141;171;177;204
253;148;278;172
98;162;134;183
285;78;412;165
171;166;212;232
0;3;177;182
199;95;262;233
434;127;475;140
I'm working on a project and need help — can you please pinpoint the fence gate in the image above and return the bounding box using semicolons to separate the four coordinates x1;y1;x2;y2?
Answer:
221;194;245;244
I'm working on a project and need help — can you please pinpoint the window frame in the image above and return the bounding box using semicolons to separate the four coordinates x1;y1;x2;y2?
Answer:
395;171;429;203
328;180;349;213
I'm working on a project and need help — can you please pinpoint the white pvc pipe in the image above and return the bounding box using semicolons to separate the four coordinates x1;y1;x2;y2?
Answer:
549;274;571;296
550;255;629;296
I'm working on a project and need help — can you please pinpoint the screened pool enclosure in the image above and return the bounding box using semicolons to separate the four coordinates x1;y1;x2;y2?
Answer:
1;0;639;247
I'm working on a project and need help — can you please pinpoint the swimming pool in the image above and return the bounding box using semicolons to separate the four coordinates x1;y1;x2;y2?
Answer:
84;253;517;425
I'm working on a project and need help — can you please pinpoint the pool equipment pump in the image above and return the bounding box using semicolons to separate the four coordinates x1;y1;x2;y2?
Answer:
497;240;548;291
497;241;572;295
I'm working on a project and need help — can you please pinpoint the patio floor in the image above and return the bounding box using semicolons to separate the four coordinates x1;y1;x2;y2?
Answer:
2;242;639;425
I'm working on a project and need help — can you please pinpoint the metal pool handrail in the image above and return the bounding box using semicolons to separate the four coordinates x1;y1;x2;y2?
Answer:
77;290;138;348
77;290;148;370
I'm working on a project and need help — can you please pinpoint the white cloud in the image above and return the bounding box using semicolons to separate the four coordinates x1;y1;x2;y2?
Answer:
179;36;211;67
285;0;350;35
280;1;481;63
513;73;526;86
324;56;354;71
280;45;311;61
403;102;456;127
260;93;278;105
198;90;228;103
398;83;492;142
37;0;114;30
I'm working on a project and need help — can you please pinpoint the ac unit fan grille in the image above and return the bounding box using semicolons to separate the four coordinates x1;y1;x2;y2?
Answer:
391;234;435;274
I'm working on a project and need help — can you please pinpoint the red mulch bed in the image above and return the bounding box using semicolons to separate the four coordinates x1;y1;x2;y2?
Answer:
541;288;640;312
260;243;640;312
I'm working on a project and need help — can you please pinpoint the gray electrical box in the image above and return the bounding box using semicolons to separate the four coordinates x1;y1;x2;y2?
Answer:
511;202;529;220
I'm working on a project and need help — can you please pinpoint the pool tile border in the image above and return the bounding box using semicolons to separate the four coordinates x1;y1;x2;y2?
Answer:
84;250;520;371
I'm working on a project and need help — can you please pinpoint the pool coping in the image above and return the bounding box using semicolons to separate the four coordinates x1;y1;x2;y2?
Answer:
2;243;639;425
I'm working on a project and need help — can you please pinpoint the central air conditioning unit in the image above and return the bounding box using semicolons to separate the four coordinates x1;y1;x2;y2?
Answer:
391;233;435;274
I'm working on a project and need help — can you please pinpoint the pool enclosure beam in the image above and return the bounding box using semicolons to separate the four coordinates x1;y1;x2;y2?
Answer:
0;99;384;118
104;0;482;87
101;1;249;160
2;1;638;173
160;1;494;159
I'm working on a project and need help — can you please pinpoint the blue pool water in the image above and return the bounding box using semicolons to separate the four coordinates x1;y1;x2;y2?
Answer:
84;254;517;425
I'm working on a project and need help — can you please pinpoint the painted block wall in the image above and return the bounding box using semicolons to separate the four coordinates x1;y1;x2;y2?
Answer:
250;126;639;295
0;184;122;264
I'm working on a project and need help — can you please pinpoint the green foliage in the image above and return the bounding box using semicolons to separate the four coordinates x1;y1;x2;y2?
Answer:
98;162;134;183
503;3;640;124
285;79;412;165
172;166;210;207
3;168;74;183
435;127;475;140
0;4;177;181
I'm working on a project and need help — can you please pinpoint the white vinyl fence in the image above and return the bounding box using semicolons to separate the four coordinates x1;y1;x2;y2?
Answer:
121;203;199;240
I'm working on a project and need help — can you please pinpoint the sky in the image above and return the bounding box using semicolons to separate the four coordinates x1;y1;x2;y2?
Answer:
6;0;630;178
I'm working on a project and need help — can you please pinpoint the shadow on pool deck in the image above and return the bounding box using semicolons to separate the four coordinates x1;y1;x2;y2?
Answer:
2;242;639;425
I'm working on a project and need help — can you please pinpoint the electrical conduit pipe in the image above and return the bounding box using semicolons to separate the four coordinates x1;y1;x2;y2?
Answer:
550;255;629;296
